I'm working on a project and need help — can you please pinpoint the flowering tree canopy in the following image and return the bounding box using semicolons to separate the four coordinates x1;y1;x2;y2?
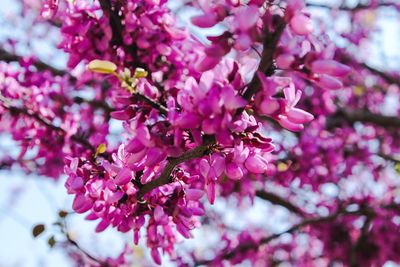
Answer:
1;0;400;266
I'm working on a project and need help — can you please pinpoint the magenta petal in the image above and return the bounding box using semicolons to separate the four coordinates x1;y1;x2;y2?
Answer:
317;74;343;90
177;112;201;129
154;206;168;224
259;99;280;115
226;163;244;180
110;110;130;120
311;60;351;77
206;182;216;204
276;54;295;69
290;14;313;35
235;5;259;31
72;194;92;213
195;56;221;72
211;154;226;177
136;126;154;147
245;154;268;174
115;167;132;185
186;189;204;201
151;248;162;265
145;147;165;167
287;108;314;124
125;139;145;153
191;13;219;28
95;219;110;233
278;116;304;132
85;213;99;220
199;159;210;178
69;175;84;190
133;230;140;245
176;222;192;239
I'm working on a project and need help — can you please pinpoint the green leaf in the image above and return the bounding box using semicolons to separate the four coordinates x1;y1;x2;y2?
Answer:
395;163;400;174
58;210;69;218
32;224;45;238
95;143;107;157
48;236;56;248
134;67;148;78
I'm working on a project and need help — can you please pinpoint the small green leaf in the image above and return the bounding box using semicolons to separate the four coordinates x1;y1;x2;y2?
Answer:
58;210;69;218
134;67;148;78
95;143;107;157
48;236;56;248
32;224;45;238
395;163;400;174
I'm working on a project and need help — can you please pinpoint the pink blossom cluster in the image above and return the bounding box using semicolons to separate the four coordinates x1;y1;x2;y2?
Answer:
1;0;400;266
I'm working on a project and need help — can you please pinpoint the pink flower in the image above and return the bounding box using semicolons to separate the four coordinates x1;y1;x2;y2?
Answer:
191;13;219;28
245;153;268;174
234;5;259;31
115;167;133;185
226;162;244;180
256;72;314;131
290;14;313;35
311;60;352;77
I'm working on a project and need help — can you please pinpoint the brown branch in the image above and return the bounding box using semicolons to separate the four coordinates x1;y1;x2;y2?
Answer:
137;19;287;196
306;2;398;11
137;136;215;198
98;0;144;68
241;19;286;103
98;0;169;115
377;153;400;164
359;62;400;87
0;95;96;152
0;47;73;79
195;207;365;266
327;108;400;129
72;96;114;113
61;218;110;266
66;234;110;267
131;94;169;116
337;50;400;87
255;190;306;217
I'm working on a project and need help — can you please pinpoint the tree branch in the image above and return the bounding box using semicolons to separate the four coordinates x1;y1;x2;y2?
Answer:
98;0;144;67
255;190;306;217
241;19;286;103
377;153;400;165
195;207;365;266
136;19;287;196
65;234;110;267
136;18;287;195
337;50;400;87
306;2;398;11
327;108;400;129
0;47;73;79
359;62;400;87
137;137;215;198
131;94;169;116
0;95;96;153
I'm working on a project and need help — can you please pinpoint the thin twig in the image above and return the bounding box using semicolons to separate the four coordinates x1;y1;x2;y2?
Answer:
241;19;286;102
0;47;74;80
195;207;365;266
0;95;96;152
137;136;215;197
306;2;398;12
255;190;306;217
326;108;400;129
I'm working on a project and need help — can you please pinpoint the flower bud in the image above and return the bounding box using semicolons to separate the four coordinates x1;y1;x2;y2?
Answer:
88;59;117;74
